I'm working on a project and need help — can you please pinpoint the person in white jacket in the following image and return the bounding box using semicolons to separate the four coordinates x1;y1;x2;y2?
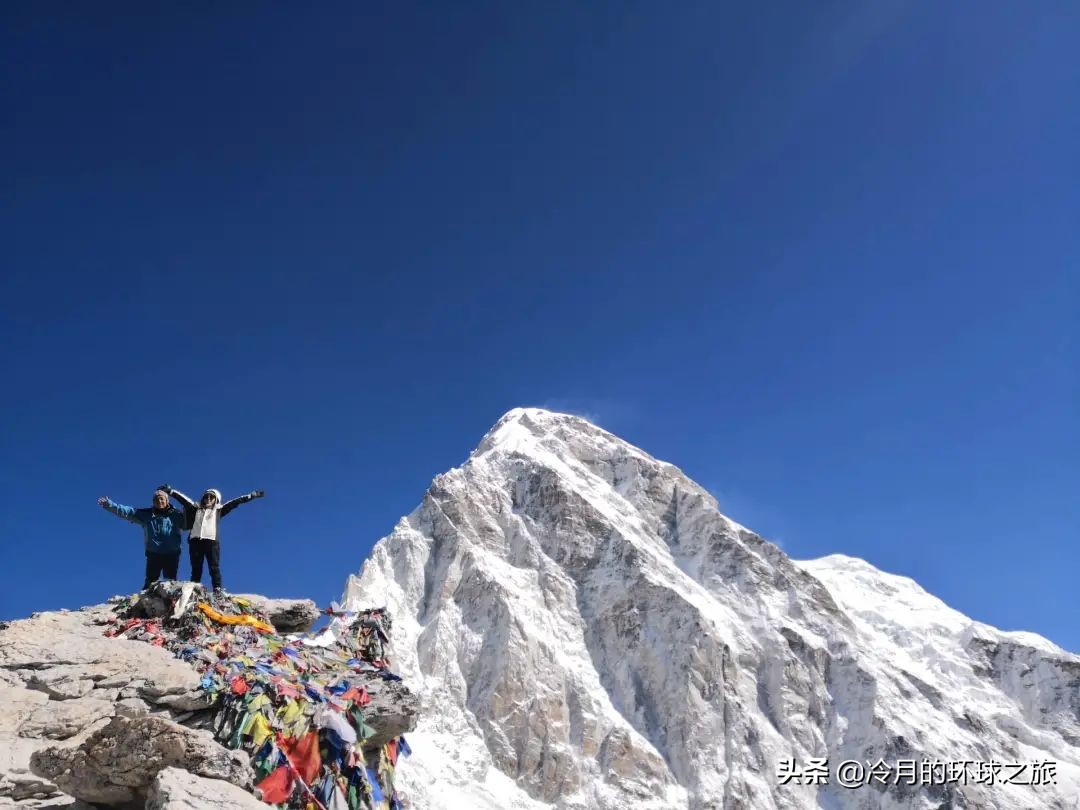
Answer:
160;484;264;592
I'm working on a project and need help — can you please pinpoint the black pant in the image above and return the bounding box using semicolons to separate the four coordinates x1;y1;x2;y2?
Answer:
189;537;222;590
144;552;180;590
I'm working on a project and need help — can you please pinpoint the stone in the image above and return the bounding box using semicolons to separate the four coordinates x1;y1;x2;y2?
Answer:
114;698;151;718
22;673;94;701
232;595;321;634
0;737;60;803
0;685;62;804
115;583;320;636
29;715;252;807
137;682;210;713
0;683;49;734
20;697;114;740
0;610;201;700
0;797;95;810
145;767;267;810
358;677;420;749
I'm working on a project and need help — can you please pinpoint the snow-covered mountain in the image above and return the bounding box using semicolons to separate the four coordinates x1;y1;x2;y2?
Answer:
343;407;1080;809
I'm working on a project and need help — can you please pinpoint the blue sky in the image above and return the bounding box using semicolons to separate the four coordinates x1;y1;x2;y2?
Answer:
1;3;1076;651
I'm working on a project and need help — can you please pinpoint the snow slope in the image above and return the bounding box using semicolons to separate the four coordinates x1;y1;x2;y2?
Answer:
344;408;1080;809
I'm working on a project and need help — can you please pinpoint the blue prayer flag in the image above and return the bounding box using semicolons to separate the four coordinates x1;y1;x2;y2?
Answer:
366;768;384;802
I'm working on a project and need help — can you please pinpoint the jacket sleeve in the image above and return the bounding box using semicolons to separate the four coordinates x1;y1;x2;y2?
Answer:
102;500;146;524
166;487;197;509
174;505;191;531
165;488;198;528
220;492;258;518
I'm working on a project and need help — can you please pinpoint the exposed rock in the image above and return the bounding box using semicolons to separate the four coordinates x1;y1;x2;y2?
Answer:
0;737;60;803
30;715;251;808
115;582;320;636
137;682;209;714
19;698;114;740
344;407;1080;810
145;767;266;810
21;673;94;702
359;677;421;748
0;797;96;810
0;798;95;810
0;608;201;699
1;584;417;808
0;605;208;808
113;698;151;718
0;686;60;804
232;595;321;634
0;683;49;733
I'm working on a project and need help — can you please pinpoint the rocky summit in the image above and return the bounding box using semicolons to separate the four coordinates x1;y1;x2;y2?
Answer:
344;407;1080;809
0;583;417;810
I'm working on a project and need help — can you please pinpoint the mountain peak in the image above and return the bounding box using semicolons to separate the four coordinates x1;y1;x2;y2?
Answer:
347;414;1080;808
478;406;568;447
473;406;654;470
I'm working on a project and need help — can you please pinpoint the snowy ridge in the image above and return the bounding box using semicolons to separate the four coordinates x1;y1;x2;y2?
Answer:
343;408;1080;809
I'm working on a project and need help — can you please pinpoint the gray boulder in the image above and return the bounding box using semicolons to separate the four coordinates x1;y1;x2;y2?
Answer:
29;715;252;808
232;595;321;634
145;768;267;810
359;677;420;749
19;697;114;741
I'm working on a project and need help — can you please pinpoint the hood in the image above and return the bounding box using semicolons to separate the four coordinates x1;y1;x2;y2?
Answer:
204;488;223;505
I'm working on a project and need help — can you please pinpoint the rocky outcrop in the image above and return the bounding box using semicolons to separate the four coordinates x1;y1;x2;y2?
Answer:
0;587;412;809
0;605;201;807
356;678;421;748
125;588;320;636
231;595;321;634
30;716;251;807
145;768;266;810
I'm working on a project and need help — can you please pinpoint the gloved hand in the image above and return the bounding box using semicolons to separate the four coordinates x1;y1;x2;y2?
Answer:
251;490;265;499
97;496;110;507
157;484;171;493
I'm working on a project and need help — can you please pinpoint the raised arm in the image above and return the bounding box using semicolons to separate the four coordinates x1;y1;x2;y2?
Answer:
98;497;144;524
220;490;265;517
160;485;196;510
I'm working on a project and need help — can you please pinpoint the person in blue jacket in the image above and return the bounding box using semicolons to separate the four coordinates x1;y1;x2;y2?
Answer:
98;489;187;590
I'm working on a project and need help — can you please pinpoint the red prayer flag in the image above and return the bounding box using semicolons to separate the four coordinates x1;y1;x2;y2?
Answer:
255;765;294;803
281;730;322;784
230;676;250;695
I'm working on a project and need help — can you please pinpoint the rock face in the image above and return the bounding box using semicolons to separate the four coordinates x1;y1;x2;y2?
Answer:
145;768;266;810
231;596;321;634
0;605;203;807
343;407;1080;810
30;716;251;807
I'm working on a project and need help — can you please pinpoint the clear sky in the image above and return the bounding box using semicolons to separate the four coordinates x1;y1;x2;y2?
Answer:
1;4;1076;651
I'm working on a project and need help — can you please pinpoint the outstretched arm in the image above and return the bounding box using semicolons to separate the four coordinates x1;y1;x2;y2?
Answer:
220;490;265;518
98;497;143;524
160;485;196;509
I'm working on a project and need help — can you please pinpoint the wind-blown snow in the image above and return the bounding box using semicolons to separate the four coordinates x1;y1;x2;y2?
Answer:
344;408;1080;809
